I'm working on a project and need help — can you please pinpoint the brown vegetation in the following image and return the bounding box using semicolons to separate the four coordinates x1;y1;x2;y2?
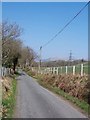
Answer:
2;77;12;117
31;71;89;102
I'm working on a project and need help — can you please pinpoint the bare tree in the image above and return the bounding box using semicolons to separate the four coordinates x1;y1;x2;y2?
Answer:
19;46;37;68
2;21;37;72
0;24;2;66
2;21;22;45
2;21;23;72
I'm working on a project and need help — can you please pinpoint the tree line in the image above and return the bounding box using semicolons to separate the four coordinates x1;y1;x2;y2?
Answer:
2;21;37;73
41;59;87;67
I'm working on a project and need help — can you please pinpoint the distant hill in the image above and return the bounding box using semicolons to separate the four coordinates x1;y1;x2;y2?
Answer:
32;59;87;67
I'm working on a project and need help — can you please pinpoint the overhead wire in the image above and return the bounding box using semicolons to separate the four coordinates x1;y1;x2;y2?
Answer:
41;2;89;48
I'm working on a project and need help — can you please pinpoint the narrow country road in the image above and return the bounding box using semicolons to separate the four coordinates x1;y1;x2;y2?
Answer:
14;71;88;118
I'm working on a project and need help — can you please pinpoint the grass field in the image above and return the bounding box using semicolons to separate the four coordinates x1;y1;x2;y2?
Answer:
47;63;88;75
31;62;88;75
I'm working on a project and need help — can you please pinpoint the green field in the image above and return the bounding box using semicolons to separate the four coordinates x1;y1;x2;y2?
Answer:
58;63;88;75
33;62;88;75
42;63;88;75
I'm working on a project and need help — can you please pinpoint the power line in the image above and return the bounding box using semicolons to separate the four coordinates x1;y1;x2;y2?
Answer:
36;2;89;63
41;2;89;48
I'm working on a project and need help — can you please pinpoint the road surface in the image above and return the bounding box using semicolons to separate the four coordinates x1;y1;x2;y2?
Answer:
14;71;88;118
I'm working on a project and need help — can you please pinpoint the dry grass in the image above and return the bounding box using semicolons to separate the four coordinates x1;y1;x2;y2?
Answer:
2;76;17;118
37;74;89;102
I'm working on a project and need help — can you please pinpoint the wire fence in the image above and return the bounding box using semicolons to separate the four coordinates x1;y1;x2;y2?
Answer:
32;63;88;76
0;67;11;78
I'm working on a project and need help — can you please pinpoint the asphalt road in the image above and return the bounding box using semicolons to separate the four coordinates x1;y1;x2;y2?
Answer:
14;71;88;118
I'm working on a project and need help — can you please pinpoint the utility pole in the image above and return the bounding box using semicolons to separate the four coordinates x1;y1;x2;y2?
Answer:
39;46;42;70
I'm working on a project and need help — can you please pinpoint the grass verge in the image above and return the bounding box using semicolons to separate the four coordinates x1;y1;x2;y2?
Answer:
2;76;17;118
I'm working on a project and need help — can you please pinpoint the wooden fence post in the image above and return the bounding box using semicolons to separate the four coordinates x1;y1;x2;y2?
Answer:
48;67;51;74
56;67;59;75
81;64;83;76
73;66;75;75
66;66;67;75
61;67;62;75
50;67;52;74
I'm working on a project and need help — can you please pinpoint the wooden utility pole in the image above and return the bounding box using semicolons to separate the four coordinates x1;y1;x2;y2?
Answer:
39;46;42;70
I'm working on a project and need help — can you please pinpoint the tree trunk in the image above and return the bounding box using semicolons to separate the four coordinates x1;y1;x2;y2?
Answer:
13;62;16;73
13;57;18;73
